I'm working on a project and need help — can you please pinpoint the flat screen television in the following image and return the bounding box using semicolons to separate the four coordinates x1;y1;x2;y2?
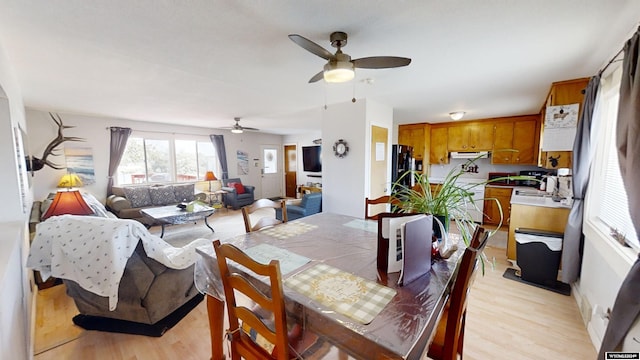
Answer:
302;145;322;172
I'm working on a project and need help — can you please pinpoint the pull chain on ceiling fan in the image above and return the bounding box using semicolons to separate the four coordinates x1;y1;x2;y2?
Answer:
289;31;411;83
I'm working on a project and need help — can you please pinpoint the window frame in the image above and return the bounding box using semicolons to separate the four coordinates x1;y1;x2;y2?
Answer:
116;131;220;186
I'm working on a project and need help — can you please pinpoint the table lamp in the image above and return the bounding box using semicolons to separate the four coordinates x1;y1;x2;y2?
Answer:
204;171;217;192
42;174;94;219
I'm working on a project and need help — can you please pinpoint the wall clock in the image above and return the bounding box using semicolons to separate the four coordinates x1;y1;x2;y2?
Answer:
333;139;349;158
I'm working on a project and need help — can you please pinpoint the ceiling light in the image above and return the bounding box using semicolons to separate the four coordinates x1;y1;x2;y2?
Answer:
231;128;243;134
324;61;355;83
449;111;466;121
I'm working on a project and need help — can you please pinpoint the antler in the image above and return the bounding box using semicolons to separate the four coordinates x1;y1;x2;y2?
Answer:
36;113;85;170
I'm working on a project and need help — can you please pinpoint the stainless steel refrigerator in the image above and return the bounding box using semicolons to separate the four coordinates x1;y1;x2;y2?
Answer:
391;144;414;189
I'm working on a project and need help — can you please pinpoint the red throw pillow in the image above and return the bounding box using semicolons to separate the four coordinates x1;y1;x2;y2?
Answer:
228;182;245;194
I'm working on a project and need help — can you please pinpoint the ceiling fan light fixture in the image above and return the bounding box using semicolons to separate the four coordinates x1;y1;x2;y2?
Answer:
231;128;243;134
323;61;355;83
449;111;466;121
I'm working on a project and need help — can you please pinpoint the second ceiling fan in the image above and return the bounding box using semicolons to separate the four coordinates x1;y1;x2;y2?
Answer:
289;31;411;83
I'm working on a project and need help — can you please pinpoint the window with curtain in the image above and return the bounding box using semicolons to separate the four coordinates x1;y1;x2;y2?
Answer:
116;134;220;185
587;66;639;250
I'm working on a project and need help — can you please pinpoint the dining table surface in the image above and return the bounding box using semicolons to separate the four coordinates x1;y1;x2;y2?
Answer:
194;212;464;360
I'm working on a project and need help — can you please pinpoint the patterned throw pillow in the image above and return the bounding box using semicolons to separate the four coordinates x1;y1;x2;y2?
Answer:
123;186;152;208
149;185;178;206
173;183;195;202
228;182;245;194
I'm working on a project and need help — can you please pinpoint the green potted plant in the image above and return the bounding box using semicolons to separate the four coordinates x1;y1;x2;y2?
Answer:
390;156;529;249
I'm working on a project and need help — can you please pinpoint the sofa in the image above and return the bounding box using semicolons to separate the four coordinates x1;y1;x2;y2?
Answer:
221;178;255;210
106;183;207;224
276;192;322;221
27;213;207;336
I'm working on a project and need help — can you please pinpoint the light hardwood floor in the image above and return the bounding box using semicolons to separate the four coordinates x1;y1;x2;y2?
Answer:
33;213;596;359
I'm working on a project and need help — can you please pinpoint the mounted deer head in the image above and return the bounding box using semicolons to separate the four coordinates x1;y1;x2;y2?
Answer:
27;113;85;172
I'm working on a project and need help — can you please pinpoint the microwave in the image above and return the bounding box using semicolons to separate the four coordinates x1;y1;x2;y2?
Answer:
488;172;518;186
517;170;548;187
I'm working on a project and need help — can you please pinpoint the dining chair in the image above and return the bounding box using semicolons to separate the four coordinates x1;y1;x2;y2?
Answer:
427;226;488;360
213;240;334;360
242;198;287;233
365;195;399;220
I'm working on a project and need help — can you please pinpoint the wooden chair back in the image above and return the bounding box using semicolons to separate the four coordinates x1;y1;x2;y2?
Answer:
213;240;290;360
428;226;486;360
365;195;400;220
242;198;287;233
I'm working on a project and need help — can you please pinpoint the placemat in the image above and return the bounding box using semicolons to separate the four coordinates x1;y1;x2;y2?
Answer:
259;221;318;240
285;263;396;324
244;244;310;275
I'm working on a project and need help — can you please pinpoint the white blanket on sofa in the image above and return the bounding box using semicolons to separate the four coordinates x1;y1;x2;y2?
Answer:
27;215;211;310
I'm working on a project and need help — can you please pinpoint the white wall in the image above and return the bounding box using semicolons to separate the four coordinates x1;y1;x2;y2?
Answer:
26;109;284;202
0;37;31;360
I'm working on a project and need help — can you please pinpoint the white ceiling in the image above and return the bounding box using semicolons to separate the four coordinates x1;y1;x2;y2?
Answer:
0;1;638;135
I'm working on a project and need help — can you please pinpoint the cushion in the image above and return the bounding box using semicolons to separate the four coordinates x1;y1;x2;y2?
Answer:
173;183;195;202
149;185;178;206
229;182;245;194
123;186;152;208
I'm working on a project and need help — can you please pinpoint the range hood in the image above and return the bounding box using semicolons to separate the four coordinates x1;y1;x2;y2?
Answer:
449;151;489;159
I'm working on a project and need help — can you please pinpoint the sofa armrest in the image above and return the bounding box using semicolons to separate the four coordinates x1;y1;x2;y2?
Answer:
221;186;236;194
243;185;255;196
106;194;132;214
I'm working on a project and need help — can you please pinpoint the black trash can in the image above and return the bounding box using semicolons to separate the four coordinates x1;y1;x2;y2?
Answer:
515;228;563;287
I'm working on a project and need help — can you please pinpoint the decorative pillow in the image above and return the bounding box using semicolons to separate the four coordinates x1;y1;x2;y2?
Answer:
229;182;245;194
173;183;195;202
149;185;177;206
123;186;152;208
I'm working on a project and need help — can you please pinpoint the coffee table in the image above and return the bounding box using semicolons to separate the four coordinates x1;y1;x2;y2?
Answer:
140;204;216;238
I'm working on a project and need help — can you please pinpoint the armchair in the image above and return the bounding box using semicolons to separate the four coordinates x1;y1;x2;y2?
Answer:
221;178;255;210
276;192;322;221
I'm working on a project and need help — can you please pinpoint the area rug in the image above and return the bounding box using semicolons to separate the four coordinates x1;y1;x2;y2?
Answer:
502;268;571;296
72;293;204;337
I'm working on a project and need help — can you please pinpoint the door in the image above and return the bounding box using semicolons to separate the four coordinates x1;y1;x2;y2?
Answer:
284;144;297;198
260;145;281;199
370;125;389;216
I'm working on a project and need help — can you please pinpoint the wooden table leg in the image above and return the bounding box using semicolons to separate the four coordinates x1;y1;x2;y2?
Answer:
206;295;225;360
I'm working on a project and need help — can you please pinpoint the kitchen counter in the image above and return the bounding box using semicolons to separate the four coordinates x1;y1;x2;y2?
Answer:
510;187;572;209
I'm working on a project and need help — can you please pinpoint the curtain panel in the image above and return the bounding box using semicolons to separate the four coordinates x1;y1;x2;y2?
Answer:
107;127;132;196
210;134;229;180
599;27;640;356
561;76;600;284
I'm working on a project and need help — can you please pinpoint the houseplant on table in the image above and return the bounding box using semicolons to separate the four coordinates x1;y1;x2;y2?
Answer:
390;156;528;254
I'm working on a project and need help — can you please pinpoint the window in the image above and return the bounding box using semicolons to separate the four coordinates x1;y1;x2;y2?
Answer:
117;133;220;185
587;66;639;250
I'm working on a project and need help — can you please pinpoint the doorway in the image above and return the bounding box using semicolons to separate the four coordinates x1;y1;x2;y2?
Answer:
370;125;389;214
260;145;282;199
284;145;297;198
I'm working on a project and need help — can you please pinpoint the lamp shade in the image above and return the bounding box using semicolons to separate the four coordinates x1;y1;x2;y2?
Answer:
42;190;94;219
323;61;355;83
204;171;217;181
57;174;84;188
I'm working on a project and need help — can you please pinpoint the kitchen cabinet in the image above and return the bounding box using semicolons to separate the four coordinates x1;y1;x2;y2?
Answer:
398;124;426;161
447;122;494;151
539;77;590;169
507;204;570;261
483;187;513;226
492;116;539;165
429;126;449;164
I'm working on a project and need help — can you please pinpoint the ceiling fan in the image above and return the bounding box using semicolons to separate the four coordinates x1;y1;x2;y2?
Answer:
223;117;259;134
289;31;411;83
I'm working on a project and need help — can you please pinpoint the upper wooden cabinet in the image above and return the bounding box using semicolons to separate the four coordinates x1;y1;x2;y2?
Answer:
398;124;426;160
447;122;494;151
539;77;589;169
492;115;540;165
430;126;449;164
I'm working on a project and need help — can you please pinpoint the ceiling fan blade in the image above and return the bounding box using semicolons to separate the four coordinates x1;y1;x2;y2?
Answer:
308;70;324;83
289;34;334;61
353;56;412;69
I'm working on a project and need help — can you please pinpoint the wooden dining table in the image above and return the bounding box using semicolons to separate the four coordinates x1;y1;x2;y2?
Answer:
193;212;463;360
